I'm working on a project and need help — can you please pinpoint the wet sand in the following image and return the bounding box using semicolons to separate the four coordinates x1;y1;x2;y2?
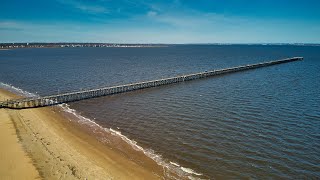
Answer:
0;89;163;179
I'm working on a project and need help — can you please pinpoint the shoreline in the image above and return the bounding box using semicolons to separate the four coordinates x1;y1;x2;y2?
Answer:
0;88;165;179
0;46;168;50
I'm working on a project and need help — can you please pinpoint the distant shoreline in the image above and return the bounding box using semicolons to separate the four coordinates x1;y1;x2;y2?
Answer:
1;43;319;50
0;46;168;50
0;43;169;49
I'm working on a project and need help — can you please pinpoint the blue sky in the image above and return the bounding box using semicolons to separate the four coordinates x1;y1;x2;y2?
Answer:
1;0;319;43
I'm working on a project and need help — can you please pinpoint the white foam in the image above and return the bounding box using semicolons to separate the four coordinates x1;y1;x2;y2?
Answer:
0;82;38;98
181;167;203;176
58;105;204;178
170;161;180;167
62;105;204;178
59;104;104;129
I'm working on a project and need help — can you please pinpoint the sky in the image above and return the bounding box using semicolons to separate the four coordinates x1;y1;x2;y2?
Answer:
0;0;320;43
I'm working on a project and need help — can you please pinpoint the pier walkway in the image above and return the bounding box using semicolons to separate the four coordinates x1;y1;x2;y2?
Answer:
0;57;303;109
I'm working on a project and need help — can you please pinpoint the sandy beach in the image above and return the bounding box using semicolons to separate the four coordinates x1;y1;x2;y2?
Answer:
0;89;164;179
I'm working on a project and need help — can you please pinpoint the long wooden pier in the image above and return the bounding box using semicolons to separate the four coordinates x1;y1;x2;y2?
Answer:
0;57;303;109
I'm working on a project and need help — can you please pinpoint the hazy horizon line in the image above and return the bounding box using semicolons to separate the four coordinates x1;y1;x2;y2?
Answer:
1;42;320;45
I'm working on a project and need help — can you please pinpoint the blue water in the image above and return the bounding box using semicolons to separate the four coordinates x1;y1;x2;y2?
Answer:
0;45;319;179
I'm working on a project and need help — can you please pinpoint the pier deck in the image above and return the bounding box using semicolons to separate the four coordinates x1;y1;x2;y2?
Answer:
0;57;303;109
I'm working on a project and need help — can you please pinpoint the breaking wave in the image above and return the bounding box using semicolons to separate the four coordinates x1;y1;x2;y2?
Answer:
61;104;204;179
0;82;38;98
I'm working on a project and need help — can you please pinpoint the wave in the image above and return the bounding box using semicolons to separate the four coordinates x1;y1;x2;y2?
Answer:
170;162;203;176
0;82;38;98
0;82;204;179
62;104;204;179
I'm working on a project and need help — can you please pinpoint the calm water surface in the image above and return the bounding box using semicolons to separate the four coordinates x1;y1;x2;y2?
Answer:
0;45;319;179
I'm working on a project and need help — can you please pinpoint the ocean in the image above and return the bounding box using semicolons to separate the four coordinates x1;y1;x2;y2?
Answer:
0;45;319;179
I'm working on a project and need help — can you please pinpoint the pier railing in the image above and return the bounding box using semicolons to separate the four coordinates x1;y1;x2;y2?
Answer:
0;57;303;109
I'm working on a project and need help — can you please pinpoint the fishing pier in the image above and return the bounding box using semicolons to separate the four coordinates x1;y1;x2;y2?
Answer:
0;57;303;109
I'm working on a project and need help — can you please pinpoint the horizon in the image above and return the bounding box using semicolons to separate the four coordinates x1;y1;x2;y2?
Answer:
1;0;320;43
1;42;320;45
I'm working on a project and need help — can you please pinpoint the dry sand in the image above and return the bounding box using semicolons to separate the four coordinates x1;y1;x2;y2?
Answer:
0;91;40;179
0;89;164;179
